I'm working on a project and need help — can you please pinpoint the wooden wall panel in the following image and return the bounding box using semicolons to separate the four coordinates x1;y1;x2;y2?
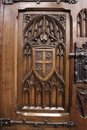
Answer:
0;5;18;118
0;0;87;130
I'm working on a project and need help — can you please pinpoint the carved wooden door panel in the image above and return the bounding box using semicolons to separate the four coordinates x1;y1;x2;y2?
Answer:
17;11;70;114
1;0;87;130
16;10;71;129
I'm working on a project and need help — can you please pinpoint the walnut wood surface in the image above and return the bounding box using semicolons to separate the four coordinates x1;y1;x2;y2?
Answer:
0;0;87;130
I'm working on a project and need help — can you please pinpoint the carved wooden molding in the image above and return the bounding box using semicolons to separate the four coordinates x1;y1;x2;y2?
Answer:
2;0;78;4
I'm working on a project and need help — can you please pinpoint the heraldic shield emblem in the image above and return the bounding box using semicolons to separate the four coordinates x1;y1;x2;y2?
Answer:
33;48;55;81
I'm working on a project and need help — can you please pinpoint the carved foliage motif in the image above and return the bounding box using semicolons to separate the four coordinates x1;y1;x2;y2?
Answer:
77;8;87;37
22;14;66;110
77;87;87;118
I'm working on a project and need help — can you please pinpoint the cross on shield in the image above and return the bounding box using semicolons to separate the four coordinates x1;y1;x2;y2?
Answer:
33;48;55;81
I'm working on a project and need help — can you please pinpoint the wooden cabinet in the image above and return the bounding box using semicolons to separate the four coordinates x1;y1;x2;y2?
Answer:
0;0;87;130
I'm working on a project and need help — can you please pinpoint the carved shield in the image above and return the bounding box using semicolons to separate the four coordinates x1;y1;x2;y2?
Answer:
33;48;55;81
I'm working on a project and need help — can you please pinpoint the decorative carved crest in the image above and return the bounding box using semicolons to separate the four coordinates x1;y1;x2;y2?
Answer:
33;48;55;81
77;87;87;118
2;0;78;4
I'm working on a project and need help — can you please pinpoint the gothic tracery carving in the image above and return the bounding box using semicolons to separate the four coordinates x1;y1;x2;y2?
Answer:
23;14;65;48
23;72;43;108
45;71;65;108
22;13;66;110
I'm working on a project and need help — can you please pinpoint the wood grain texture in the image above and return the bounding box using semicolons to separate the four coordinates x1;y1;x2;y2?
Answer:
0;0;87;130
17;12;69;114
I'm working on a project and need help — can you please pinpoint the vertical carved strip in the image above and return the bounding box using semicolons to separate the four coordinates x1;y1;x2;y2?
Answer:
31;85;36;106
35;85;38;108
81;10;84;37
23;81;30;107
85;9;87;37
56;44;65;80
77;8;87;37
43;83;45;108
50;84;52;108
83;11;86;37
77;14;81;37
24;56;27;76
45;83;51;108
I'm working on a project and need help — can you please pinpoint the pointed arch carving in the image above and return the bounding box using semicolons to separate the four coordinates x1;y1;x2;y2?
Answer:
56;42;66;80
23;71;43;108
17;11;70;113
45;71;65;108
23;14;66;48
77;8;87;37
